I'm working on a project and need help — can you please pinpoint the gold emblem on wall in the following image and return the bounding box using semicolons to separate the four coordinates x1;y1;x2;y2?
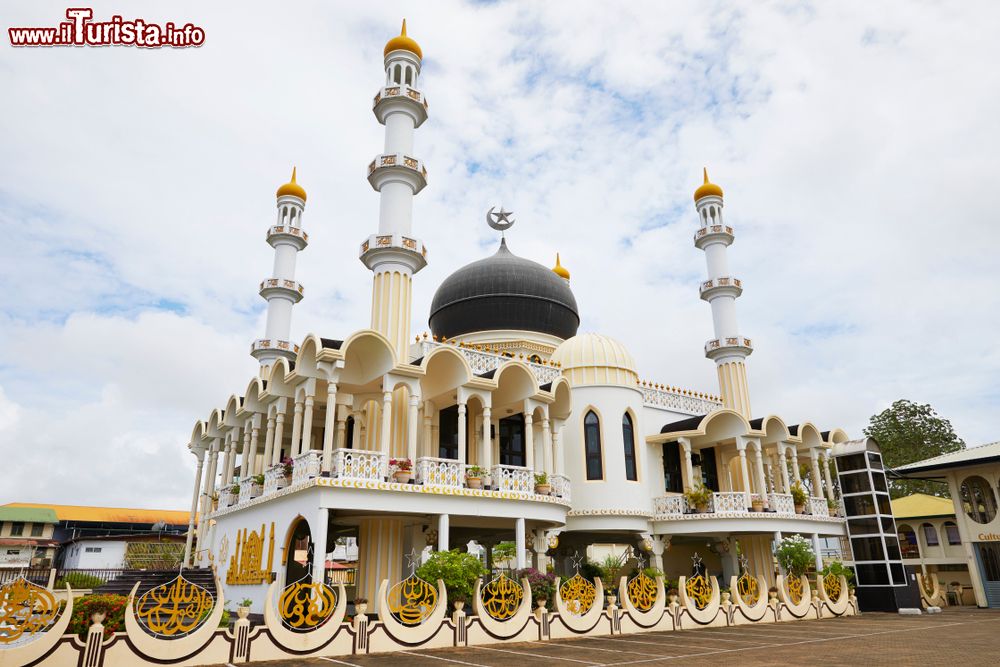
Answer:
822;573;841;601
481;573;523;621
135;575;214;637
279;578;338;631
0;578;58;644
786;574;804;605
685;553;711;610
626;571;657;612
226;522;276;585
737;571;760;606
388;574;438;625
559;573;596;616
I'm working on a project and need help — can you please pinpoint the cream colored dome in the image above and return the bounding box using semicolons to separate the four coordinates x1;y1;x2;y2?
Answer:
551;333;638;387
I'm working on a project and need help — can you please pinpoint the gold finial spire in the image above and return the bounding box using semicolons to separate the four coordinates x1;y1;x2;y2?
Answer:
276;166;307;202
384;18;423;59
693;166;723;202
552;252;570;280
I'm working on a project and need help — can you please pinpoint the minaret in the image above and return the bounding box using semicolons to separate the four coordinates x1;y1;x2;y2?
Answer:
251;168;308;369
359;20;429;361
693;169;753;416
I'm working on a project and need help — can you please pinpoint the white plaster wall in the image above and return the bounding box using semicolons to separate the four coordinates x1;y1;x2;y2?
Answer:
62;540;127;569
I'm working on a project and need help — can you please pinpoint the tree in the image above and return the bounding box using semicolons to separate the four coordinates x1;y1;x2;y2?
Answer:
415;549;486;608
491;541;516;566
864;400;965;498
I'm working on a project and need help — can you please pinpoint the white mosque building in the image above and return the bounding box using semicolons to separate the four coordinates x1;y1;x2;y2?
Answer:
183;21;849;611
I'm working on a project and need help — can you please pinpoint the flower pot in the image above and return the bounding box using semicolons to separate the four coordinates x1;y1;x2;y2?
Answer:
90;611;106;625
794;504;805;514
237;606;251;619
276;474;291;489
696;503;709;513
394;471;412;484
466;477;483;489
355;603;368;615
535;484;551;495
751;501;764;512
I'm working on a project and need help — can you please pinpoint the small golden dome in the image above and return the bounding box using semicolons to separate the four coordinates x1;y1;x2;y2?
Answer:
384;19;422;59
694;167;723;201
552;253;570;280
276;167;306;202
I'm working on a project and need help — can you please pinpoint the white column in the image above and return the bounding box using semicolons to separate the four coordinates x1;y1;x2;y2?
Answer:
223;432;237;484
752;441;768;507
196;442;218;557
437;513;449;552
457;402;467;464
649;536;666;572
272;412;286;466
380;391;393;458
481;407;492;472
737;440;752;506
183;450;205;567
524;412;534;470
553;424;564;476
312;507;329;584
335;406;347;450
812;533;823;571
423;401;433;457
821;452;836;503
680;437;694;489
240;423;252;479
809;450;823;499
321;383;338;473
514;517;526;570
790;446;801;484
262;414;276;472
352;410;363;449
541;416;553;475
777;445;790;492
407;394;420;464
301;393;315;454
290;395;303;457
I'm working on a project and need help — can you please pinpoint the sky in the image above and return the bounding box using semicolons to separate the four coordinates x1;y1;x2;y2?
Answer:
2;1;999;510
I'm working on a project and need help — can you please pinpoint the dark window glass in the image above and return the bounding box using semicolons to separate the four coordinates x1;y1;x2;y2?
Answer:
884;536;901;561
855;563;889;585
584;411;603;480
845;495;876;516
622;413;637;481
30;524;43;537
700;446;719;492
881;517;897;533
438;405;459;459
499;415;525;467
877;494;892;515
977;543;1000;581
922;523;939;546
960;476;997;524
662;441;683;493
897;525;919;558
851;536;885;561
848;517;881;535
871;474;888;493
837;454;867;472
344;415;354;450
840;472;871;494
867;452;883;470
944;522;961;545
10;523;23;537
889;563;906;585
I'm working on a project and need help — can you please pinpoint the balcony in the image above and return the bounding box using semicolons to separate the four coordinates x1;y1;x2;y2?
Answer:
699;275;743;301
693;223;735;249
372;84;428;126
654;492;836;522
704;335;753;361
266;224;308;250
366;152;428;194
259;278;304;303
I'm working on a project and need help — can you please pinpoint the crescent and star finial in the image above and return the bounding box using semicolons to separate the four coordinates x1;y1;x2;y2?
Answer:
486;206;515;236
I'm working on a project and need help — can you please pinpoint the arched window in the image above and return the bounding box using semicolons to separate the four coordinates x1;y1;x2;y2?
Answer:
897;524;919;558
344;415;355;450
960;475;997;524
405;66;413;85
944;521;961;545
622;413;637;481
921;523;939;547
394;64;402;84
584;411;602;480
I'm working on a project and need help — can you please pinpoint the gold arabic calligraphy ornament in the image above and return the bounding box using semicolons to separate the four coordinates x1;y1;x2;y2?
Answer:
388;574;437;625
685;573;712;610
786;574;804;605
626;571;657;612
823;573;841;601
135;575;214;637
736;571;760;606
226;523;275;586
0;578;58;644
279;579;337;631
481;574;523;621
559;573;596;616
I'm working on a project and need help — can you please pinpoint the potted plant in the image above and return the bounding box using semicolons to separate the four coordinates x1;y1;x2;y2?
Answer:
790;482;808;514
684;484;713;513
276;456;294;488
750;493;765;512
465;465;486;489
826;497;839;516
534;472;551;495
230;482;240;496
210;492;219;511
390;458;413;483
237;598;252;619
250;473;265;497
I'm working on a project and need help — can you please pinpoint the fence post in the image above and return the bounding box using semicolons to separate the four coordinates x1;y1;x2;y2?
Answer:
47;568;57;590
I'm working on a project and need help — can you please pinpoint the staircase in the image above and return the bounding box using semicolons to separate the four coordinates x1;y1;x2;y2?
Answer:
94;568;217;600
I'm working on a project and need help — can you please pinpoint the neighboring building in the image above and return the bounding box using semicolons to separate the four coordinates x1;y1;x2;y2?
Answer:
891;493;973;604
0;507;59;570
181;22;856;614
60;534;187;570
894;442;1000;608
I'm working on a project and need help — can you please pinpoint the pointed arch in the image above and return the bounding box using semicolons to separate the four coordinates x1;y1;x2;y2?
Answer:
582;406;604;481
622;410;638;482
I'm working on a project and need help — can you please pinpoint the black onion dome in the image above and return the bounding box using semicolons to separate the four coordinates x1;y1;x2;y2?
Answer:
429;239;580;340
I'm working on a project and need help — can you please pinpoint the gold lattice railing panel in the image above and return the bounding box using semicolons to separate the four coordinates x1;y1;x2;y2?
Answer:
787;574;804;605
685;573;712;610
279;580;337;631
737;571;760;606
823;573;842;601
480;574;523;621
388;574;437;625
626;572;657;612
559;573;596;615
0;578;58;644
135;575;214;637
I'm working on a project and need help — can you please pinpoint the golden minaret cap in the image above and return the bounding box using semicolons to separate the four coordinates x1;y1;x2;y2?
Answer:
276;167;307;202
384;19;423;59
693;167;723;202
552;253;570;280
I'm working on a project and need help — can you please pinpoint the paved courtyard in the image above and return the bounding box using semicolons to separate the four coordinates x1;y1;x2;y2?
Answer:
231;608;1000;667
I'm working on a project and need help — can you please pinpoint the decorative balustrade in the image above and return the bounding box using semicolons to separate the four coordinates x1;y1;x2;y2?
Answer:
640;386;721;415
549;474;571;501
491;464;534;494
652;490;838;522
809;496;830;517
259;278;304;296
768;493;795;514
237;477;260;504
217;486;236;509
653;495;686;515
266;224;309;243
710;492;749;514
292;450;321;485
263;467;290;495
415;457;463;488
331;448;386;482
416;340;561;385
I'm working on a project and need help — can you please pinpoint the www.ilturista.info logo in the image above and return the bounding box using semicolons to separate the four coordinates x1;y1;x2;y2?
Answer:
9;8;205;48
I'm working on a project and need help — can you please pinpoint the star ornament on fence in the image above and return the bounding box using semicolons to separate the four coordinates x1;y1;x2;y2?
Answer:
739;553;750;574
569;551;585;573
634;554;646;571
405;548;422;575
691;552;703;576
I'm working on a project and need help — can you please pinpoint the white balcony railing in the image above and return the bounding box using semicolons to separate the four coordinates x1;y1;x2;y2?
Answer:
653;495;686;515
218;486;236;509
652;490;838;522
263;466;290;495
710;491;749;514
415;457;464;488
550;474;572;502
292;450;322;485
491;464;534;494
809;496;830;517
332;448;385;482
768;493;795;514
237;477;262;504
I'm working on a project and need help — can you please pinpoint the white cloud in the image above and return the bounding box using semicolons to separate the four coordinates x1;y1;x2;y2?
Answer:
1;0;998;508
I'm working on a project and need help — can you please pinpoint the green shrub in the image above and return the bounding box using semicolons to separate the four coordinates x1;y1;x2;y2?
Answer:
517;568;556;610
775;535;815;577
67;594;128;639
54;572;105;590
790;482;809;506
579;558;602;583
821;560;855;584
415;549;486;608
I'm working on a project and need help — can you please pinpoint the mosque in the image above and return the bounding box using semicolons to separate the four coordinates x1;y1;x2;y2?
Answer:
183;21;850;612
